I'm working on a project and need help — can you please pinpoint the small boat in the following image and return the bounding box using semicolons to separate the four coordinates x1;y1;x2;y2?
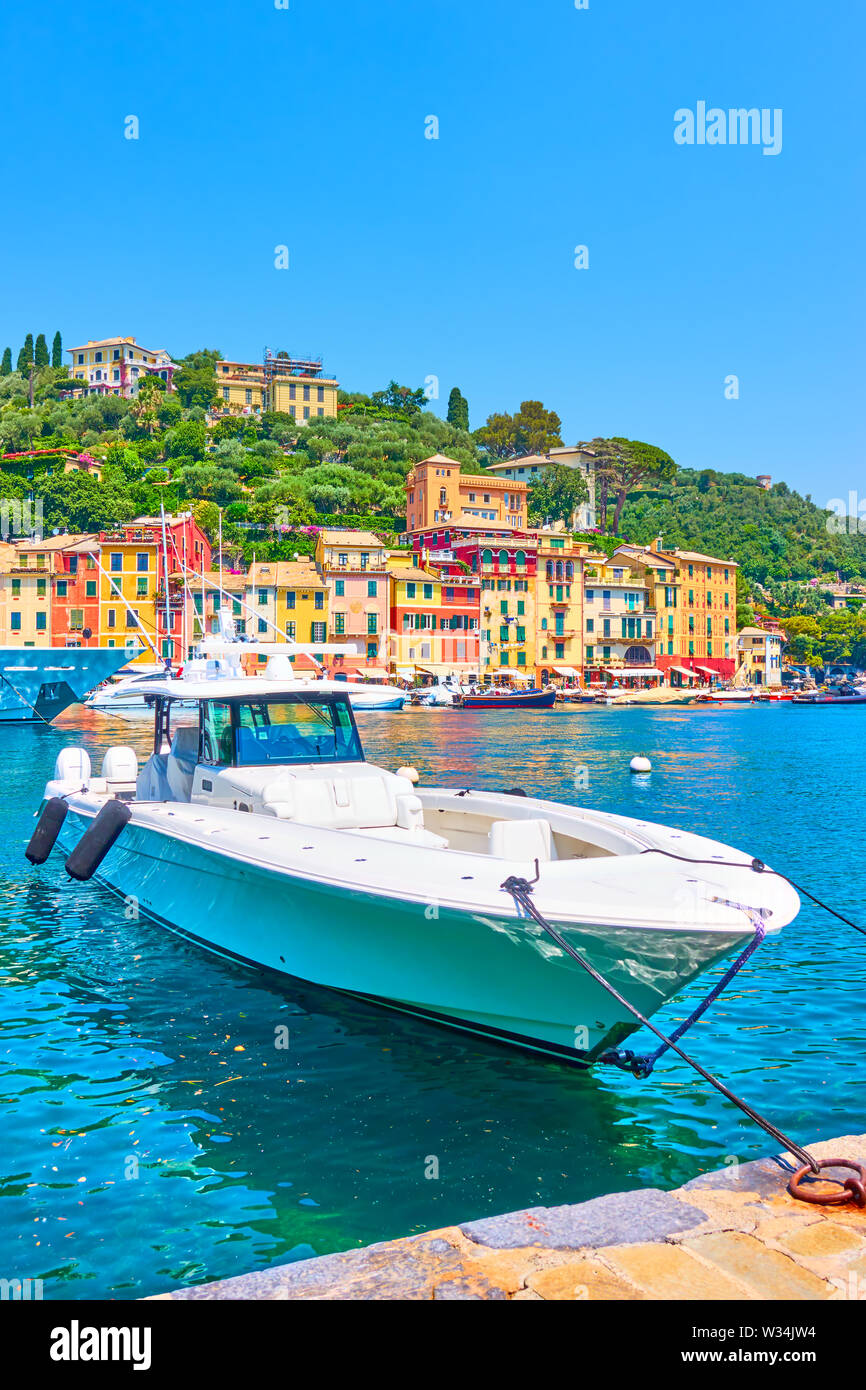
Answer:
0;646;132;723
793;690;866;705
462;686;557;710
28;666;799;1063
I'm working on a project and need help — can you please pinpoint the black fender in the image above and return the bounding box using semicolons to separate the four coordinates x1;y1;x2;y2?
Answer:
25;797;69;865
65;800;132;882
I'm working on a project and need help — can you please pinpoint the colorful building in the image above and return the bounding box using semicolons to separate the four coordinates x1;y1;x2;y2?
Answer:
316;529;390;670
0;539;55;645
246;560;329;671
97;514;211;665
667;549;738;679
534;533;596;684
50;537;101;646
405;455;527;534
737;625;785;686
389;565;480;680
582;557;659;685
214;352;339;420
484;446;598;530
65;337;177;398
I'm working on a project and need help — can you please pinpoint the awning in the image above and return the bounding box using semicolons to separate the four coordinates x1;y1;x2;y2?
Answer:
694;665;718;675
552;665;579;678
603;666;663;676
668;665;698;678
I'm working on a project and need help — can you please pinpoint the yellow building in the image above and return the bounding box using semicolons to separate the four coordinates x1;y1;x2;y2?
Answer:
737;624;785;687
612;541;737;680
245;560;329;669
97;527;161;664
534;532;595;683
581;556;658;682
215;352;339;421
668;548;738;677
66;336;177;398
0;541;52;645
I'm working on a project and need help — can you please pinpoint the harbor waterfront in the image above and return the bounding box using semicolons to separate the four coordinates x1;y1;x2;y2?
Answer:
1;701;864;1300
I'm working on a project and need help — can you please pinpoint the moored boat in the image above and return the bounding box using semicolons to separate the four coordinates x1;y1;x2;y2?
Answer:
462;686;556;710
26;667;800;1064
0;646;134;723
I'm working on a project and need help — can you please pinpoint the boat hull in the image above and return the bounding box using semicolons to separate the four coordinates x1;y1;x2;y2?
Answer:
57;808;752;1064
463;688;556;710
0;648;134;723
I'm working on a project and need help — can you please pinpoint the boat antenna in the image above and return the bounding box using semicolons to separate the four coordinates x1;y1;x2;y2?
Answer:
176;561;326;675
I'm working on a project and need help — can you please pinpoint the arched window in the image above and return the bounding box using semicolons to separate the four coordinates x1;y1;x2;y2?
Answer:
555;561;564;581
565;561;574;581
624;646;651;664
481;548;493;566
498;549;509;568
515;549;526;569
545;560;554;582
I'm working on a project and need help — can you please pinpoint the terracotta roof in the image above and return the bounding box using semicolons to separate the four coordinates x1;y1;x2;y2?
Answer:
389;566;437;583
319;530;385;547
673;549;738;567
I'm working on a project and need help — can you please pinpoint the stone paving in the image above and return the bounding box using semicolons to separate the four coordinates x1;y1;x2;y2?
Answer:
150;1134;866;1300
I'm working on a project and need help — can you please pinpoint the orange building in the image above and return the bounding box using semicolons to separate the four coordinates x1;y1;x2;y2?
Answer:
405;455;527;534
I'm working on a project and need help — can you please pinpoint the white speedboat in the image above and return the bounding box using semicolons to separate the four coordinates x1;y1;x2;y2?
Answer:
27;666;799;1064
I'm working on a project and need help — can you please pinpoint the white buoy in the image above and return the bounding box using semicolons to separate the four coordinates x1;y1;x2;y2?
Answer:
630;755;652;774
397;765;420;784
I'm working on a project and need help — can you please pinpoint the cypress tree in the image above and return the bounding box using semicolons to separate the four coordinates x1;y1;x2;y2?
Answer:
16;333;34;375
51;330;62;368
446;386;469;432
34;333;49;368
1;348;11;376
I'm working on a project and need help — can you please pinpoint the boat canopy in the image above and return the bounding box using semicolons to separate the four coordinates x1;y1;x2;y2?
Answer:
142;676;352;702
603;666;663;676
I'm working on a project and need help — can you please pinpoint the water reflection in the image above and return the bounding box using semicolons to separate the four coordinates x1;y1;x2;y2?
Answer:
0;702;863;1297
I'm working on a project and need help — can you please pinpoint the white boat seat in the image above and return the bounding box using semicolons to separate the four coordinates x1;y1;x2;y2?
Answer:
166;725;199;802
101;746;139;792
489;817;553;863
258;769;423;832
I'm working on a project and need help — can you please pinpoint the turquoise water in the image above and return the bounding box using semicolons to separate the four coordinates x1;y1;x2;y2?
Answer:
1;702;864;1298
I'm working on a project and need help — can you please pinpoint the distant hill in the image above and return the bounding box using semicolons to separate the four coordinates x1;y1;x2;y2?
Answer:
616;469;866;584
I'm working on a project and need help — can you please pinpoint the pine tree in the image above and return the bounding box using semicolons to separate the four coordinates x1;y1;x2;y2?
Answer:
446;386;469;432
34;333;49;368
0;348;11;376
16;334;34;375
51;330;62;368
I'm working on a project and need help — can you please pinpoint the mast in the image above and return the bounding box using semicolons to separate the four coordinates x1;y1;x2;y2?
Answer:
159;504;171;669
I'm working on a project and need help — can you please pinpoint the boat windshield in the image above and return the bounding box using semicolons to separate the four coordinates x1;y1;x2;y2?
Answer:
232;697;363;766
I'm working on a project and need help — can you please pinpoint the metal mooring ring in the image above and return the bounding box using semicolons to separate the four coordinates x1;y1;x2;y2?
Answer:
788;1159;866;1207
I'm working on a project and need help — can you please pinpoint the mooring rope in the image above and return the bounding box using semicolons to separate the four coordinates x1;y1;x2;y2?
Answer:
637;848;866;938
500;868;820;1173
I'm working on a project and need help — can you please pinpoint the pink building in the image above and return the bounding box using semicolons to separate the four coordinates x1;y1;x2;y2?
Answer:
315;529;391;672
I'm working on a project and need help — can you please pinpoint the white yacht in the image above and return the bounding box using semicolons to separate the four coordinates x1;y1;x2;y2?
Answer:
27;664;799;1064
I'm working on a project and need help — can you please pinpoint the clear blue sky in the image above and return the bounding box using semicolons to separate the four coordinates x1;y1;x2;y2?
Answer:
1;0;862;500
